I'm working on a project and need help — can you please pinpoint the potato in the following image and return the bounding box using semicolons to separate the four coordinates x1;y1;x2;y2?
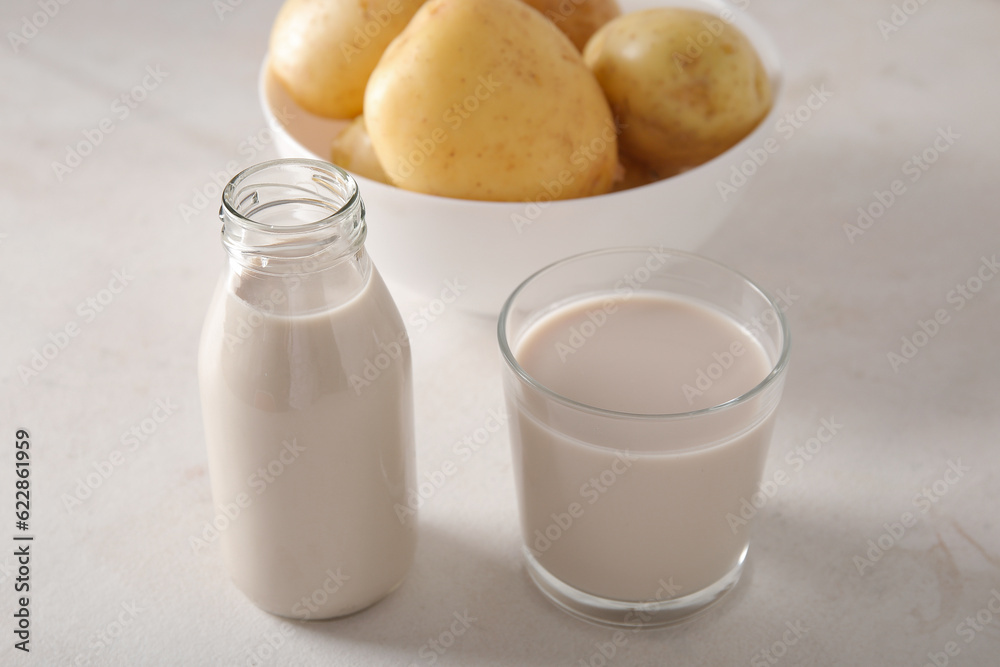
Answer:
583;8;772;173
269;0;426;118
520;0;621;51
364;0;617;201
611;153;661;193
330;116;389;183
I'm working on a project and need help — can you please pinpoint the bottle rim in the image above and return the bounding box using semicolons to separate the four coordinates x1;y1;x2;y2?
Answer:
219;158;367;262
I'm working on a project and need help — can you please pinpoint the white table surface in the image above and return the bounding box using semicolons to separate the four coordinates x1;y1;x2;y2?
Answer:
3;0;1000;665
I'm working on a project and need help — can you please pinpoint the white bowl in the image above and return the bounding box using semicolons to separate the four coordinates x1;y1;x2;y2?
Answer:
259;0;783;314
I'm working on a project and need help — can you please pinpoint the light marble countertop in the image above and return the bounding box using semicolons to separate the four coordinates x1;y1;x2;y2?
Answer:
2;0;999;665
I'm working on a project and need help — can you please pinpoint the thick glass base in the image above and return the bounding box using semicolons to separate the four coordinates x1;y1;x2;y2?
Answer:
523;546;747;629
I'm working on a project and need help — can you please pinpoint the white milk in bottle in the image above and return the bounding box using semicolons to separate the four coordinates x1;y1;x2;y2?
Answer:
198;159;416;619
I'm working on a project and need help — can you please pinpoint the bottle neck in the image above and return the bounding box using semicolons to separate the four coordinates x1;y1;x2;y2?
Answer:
220;159;367;275
218;159;372;314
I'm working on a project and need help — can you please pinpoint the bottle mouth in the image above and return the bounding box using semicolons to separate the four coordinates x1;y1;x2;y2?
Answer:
220;158;366;265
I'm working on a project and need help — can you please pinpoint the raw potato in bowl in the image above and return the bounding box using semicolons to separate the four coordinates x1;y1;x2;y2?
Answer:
584;7;773;174
521;0;622;51
330;116;389;183
363;0;618;202
269;0;426;118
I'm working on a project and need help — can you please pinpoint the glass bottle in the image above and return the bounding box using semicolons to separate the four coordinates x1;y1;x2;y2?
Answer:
198;159;416;619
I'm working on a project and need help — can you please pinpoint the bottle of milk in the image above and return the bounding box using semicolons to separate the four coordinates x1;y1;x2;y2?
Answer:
198;159;416;619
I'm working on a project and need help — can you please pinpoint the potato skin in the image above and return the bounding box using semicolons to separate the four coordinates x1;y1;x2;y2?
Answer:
364;0;617;202
520;0;621;51
584;8;772;173
611;153;659;193
269;0;426;118
330;116;389;183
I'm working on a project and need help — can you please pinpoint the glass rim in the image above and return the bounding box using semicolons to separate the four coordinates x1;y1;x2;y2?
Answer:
220;157;362;235
497;247;791;422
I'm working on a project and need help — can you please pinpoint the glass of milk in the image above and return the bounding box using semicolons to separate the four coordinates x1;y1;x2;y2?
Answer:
498;248;790;627
199;159;416;619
